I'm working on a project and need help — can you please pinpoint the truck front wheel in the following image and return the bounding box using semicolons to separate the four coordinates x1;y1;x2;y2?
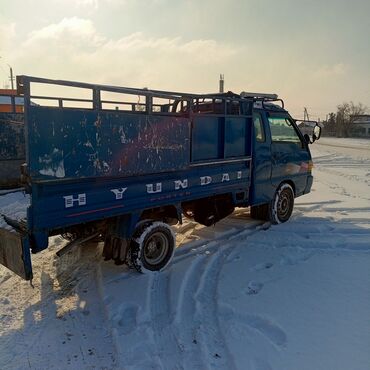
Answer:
129;222;175;273
269;183;294;224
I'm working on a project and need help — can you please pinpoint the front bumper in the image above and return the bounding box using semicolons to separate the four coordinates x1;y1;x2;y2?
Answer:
303;175;313;194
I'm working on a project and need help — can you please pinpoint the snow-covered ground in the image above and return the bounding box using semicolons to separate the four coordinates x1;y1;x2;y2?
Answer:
0;137;369;370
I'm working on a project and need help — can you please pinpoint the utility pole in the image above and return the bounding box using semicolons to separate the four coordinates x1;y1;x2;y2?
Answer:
0;57;15;90
303;107;309;121
8;66;15;90
219;74;224;93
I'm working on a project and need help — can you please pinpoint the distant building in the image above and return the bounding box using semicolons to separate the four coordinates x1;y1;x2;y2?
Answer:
350;115;370;138
0;89;24;113
0;89;25;188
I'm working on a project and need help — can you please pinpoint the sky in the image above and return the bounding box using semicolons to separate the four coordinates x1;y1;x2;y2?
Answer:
0;0;369;119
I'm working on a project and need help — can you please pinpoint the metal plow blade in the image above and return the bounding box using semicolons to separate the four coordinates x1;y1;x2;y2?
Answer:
0;228;33;280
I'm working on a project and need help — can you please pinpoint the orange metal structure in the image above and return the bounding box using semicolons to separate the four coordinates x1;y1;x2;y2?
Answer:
0;89;24;113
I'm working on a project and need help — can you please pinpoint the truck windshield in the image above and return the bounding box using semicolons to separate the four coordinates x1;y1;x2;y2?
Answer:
268;116;301;145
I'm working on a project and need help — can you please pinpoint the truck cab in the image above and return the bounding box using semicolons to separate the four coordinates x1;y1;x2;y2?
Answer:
250;99;316;222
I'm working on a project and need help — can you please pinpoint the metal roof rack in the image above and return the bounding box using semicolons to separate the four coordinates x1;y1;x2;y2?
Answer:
240;91;284;110
240;91;278;100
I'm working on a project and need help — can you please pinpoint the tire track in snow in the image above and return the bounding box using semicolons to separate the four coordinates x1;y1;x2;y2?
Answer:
183;226;259;369
220;304;287;348
315;141;370;152
173;255;209;369
149;272;184;370
193;240;240;370
170;217;262;369
172;217;261;265
98;215;261;370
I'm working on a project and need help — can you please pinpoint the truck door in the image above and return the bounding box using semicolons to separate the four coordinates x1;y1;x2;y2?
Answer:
250;111;274;204
267;114;311;194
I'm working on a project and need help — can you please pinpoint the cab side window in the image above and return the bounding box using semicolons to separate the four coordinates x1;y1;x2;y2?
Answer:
268;117;301;145
253;114;265;142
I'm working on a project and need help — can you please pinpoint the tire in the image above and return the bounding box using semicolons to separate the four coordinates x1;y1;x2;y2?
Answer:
268;183;294;224
129;221;175;273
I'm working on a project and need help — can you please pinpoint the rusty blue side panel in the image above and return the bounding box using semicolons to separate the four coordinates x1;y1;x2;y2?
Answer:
28;162;251;232
27;106;190;181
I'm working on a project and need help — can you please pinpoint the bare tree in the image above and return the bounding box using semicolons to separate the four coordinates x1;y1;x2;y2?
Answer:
335;102;368;137
322;112;336;136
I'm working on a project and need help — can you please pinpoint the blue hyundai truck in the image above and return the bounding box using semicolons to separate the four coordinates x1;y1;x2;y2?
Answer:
0;76;321;281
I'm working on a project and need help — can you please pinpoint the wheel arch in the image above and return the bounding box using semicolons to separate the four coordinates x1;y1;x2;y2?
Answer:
140;204;182;225
279;179;296;196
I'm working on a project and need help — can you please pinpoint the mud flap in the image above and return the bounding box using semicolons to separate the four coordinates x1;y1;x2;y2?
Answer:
0;229;33;280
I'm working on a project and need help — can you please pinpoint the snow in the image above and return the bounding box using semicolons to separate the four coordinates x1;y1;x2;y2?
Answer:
0;137;370;370
0;191;30;230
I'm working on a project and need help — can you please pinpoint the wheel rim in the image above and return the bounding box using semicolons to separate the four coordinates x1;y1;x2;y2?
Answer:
277;188;293;221
143;232;169;266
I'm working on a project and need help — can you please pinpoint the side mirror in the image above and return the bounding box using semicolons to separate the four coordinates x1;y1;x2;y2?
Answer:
295;119;322;144
312;125;322;142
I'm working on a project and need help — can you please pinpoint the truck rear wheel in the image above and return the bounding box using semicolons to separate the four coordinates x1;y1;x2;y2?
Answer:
269;183;294;224
129;222;175;273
